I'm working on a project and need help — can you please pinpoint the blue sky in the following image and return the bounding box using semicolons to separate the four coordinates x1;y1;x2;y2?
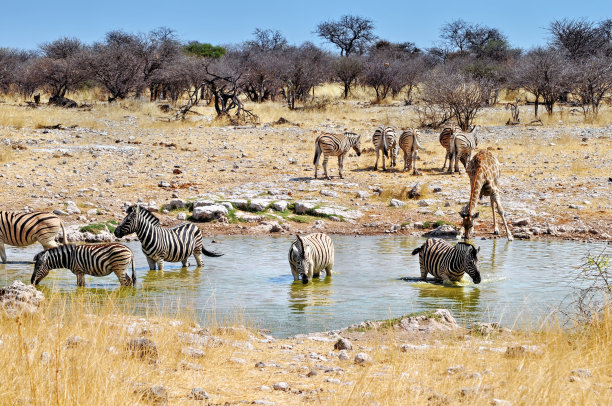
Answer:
1;0;610;51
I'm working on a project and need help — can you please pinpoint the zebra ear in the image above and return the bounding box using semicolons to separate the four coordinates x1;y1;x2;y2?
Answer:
296;234;304;248
477;246;480;253
459;211;467;219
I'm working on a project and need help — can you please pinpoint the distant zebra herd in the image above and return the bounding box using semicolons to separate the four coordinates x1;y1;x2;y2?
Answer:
1;122;511;288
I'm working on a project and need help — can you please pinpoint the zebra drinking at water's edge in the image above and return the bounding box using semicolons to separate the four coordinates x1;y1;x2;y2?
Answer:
412;238;481;284
0;211;66;263
114;205;222;271
289;233;334;284
31;243;135;287
313;132;362;179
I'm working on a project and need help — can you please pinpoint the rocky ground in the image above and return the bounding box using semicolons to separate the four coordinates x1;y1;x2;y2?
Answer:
1;106;610;243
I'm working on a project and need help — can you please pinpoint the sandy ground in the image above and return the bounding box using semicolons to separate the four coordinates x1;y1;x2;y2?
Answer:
0;102;610;242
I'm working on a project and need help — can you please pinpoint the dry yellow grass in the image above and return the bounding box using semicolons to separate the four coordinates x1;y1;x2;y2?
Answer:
1;294;609;405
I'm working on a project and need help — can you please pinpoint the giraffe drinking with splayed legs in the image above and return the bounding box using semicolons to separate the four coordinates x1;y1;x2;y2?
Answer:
460;150;513;241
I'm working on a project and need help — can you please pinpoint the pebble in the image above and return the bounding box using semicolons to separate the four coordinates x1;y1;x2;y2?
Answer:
334;337;353;351
390;199;405;207
272;382;289;391
354;352;371;364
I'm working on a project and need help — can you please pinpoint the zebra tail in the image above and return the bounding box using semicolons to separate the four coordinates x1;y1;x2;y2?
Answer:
202;246;223;257
60;222;66;244
313;141;321;165
131;256;136;286
382;132;389;158
411;246;422;255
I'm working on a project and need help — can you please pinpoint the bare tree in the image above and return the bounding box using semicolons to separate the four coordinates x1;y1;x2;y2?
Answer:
440;19;471;53
241;29;287;103
332;55;363;99
566;53;612;115
420;67;491;130
140;27;184;101
0;48;33;95
549;18;612;59
246;28;288;52
316;15;375;56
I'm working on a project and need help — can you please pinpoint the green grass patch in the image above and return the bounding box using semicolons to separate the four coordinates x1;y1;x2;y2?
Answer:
79;220;118;235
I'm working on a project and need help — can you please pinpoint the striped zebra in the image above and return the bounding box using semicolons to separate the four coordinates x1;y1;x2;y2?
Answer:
113;205;222;271
0;211;66;263
372;126;398;171
448;126;479;174
31;243;135;287
439;126;455;172
313;132;362;179
289;233;334;284
411;238;481;284
398;128;422;174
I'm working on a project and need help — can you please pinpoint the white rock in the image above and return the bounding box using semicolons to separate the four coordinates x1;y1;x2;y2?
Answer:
390;199;406;207
271;201;288;211
0;281;45;317
192;205;228;221
354;352;371;364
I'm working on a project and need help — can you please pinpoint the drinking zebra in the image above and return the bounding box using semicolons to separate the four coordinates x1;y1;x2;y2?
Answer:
313;132;362;179
31;243;135;287
398;128;422;174
448;126;479;174
0;211;66;263
289;233;334;284
411;238;481;284
372;126;398;171
438;126;455;172
114;205;222;271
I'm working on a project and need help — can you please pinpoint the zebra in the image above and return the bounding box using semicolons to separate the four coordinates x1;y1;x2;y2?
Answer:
398;128;422;175
439;126;455;172
288;233;334;284
448;126;479;174
372;126;398;171
0;211;66;263
313;132;362;179
113;205;222;271
31;243;135;287
411;238;481;284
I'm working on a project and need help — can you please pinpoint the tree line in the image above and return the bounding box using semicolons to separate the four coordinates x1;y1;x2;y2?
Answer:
0;17;611;127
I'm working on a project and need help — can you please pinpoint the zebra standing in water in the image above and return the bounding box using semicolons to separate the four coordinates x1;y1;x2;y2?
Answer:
289;233;334;284
438;126;455;172
398;128;422;174
313;132;362;179
411;238;481;284
448;126;479;174
0;211;65;263
372;126;398;171
114;205;222;271
31;243;135;287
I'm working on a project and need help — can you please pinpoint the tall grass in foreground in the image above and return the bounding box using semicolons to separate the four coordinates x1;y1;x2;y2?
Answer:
0;291;610;405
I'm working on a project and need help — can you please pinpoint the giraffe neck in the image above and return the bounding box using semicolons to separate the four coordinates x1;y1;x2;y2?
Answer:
468;168;486;216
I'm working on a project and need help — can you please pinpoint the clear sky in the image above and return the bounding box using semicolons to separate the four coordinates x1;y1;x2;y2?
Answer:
1;0;610;51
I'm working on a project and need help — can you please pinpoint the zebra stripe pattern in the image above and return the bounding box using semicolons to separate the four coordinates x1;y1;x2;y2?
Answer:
448;128;479;173
372;126;398;171
289;233;334;283
114;205;222;271
398;128;422;174
31;243;135;287
0;211;65;263
411;238;481;284
313;132;362;179
439;127;454;172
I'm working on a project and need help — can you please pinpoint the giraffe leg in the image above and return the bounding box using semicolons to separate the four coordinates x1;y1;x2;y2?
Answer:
323;155;330;180
492;191;514;241
490;195;500;235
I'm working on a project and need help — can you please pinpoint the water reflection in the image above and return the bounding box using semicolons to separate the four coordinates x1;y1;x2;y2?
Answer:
140;266;203;291
288;276;334;314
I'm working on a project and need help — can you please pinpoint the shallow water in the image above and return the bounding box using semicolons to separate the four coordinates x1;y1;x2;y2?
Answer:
1;236;607;337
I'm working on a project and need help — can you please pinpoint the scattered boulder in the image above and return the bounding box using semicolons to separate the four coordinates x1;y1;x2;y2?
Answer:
273;382;290;391
408;184;421;199
126;337;159;363
354;352;371;364
320;190;338;197
355;191;370;199
512;218;530;227
192;205;228;221
181;347;205;359
390;199;406;207
248;199;270;212
165;199;186;210
422;225;459;239
0;280;45;317
271;201;288;212
334;337;352;351
294;201;317;214
398;309;459;333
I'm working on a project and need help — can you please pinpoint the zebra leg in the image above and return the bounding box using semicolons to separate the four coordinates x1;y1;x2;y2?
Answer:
419;261;427;281
338;155;344;179
76;274;85;287
116;269;132;286
322;155;330;180
146;256;157;270
374;149;379;170
441;153;448;172
0;240;6;263
156;259;165;271
181;259;189;268
194;250;203;268
325;262;333;277
492;191;514;241
490;195;500;236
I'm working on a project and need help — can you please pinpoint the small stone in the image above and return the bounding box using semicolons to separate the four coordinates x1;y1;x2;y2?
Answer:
390;199;405;207
307;370;318;377
355;191;370;199
512;218;530;227
176;212;187;220
158;181;171;188
271;201;288;211
320;189;338;197
324;378;341;384
338;350;350;360
126;337;158;363
273;382;289;391
190;388;209;400
255;361;266;368
354;352;371;364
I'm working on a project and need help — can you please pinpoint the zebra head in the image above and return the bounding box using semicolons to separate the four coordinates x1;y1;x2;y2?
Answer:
31;251;51;285
293;235;313;284
459;209;480;241
114;205;155;238
352;135;362;157
462;242;481;284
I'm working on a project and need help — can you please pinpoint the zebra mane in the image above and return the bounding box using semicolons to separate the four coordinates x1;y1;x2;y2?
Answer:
129;205;160;225
456;241;479;258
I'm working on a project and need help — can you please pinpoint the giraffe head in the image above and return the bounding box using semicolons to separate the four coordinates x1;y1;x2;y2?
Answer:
459;208;480;240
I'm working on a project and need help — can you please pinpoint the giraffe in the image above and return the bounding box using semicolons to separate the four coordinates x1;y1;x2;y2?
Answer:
459;149;513;241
